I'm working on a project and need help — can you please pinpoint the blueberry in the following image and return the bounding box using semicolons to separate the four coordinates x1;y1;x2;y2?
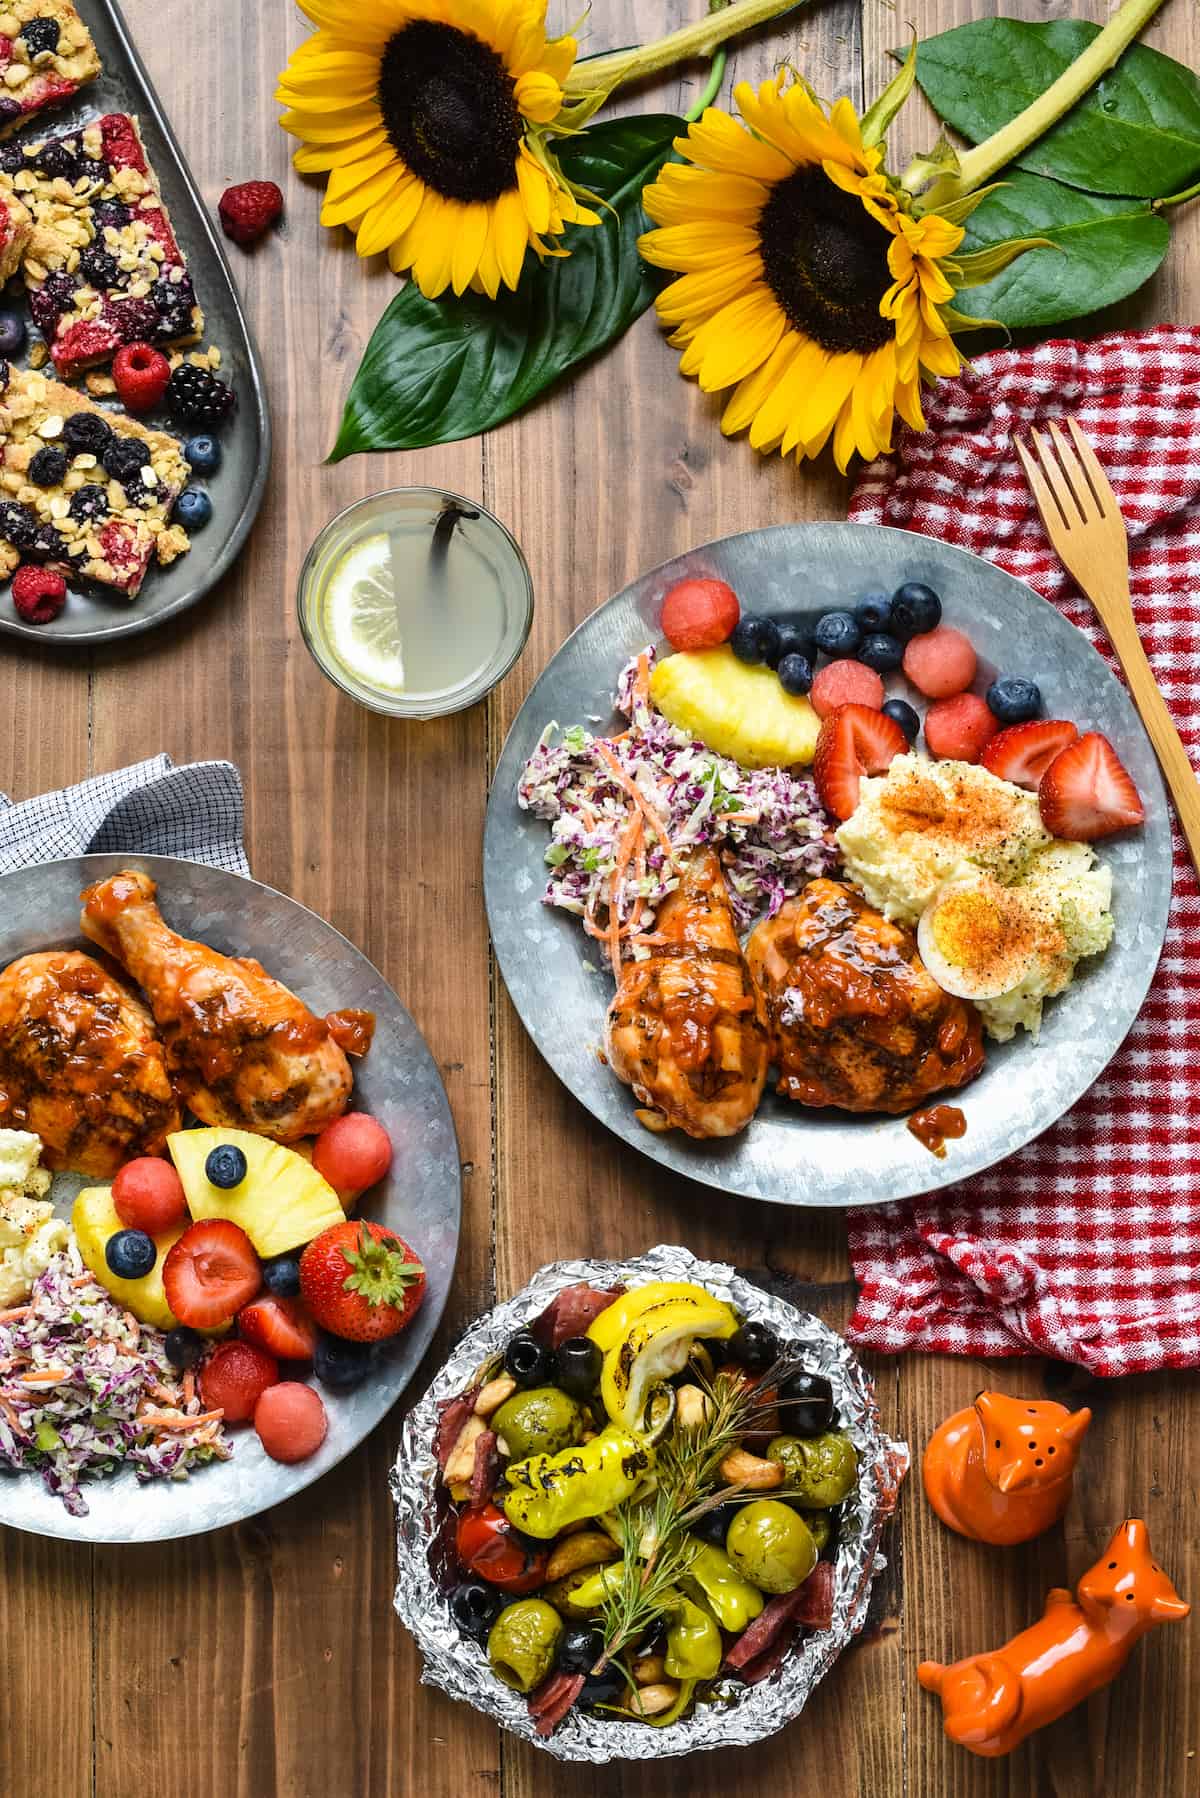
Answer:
449;1580;503;1645
855;590;894;634
986;676;1042;725
754;616;782;668
859;632;904;673
105;1228;156;1280
777;1369;836;1437
0;309;26;358
727;1321;778;1372
554;1335;601;1398
164;1326;203;1372
262;1253;302;1298
891;581;942;638
68;484;109;522
503;1330;553;1389
881;698;920;743
777;652;813;696
175;487;213;530
28;446;67;488
772;616;815;664
183;434;221;477
557;1625;604;1675
313;1331;376;1391
730;614;769;664
813;610;861;658
205;1143;247;1189
21;17;61;56
63;411;113;456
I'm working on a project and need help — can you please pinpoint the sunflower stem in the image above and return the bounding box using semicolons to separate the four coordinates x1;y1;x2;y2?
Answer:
914;0;1170;212
563;0;806;101
1153;176;1200;211
686;49;728;123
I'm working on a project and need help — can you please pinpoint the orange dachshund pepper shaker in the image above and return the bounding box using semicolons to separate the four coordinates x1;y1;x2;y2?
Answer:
923;1391;1091;1544
919;1519;1189;1757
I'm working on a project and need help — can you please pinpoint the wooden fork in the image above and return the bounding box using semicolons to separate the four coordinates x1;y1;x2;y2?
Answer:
1014;418;1200;875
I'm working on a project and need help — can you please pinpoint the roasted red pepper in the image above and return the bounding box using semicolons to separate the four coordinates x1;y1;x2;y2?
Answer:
455;1502;549;1595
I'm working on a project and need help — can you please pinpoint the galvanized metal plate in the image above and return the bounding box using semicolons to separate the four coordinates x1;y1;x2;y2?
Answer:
0;854;460;1541
484;523;1171;1208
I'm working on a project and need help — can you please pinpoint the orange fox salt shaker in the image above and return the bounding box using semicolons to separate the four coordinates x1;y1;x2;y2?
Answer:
919;1519;1189;1757
923;1391;1091;1544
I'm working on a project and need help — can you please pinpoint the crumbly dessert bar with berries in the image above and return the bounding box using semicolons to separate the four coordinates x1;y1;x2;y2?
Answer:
0;180;29;281
0;3;100;140
0;362;190;596
1;112;202;378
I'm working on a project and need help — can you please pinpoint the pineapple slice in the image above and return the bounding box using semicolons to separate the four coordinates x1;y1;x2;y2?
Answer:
72;1186;185;1331
168;1129;345;1259
650;644;820;768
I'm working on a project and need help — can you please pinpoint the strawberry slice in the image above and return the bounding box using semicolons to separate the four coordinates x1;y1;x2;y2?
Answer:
982;719;1079;791
238;1294;318;1362
1038;732;1145;841
813;703;909;821
162;1219;261;1330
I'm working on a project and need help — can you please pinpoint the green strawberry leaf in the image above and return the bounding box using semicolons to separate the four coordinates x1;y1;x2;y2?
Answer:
953;170;1170;329
330;114;683;459
910;18;1200;199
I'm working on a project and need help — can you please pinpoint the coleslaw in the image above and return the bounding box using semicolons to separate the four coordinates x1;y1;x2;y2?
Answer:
519;647;837;957
0;1240;230;1516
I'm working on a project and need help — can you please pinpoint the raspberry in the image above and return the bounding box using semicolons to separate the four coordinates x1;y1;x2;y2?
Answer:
12;565;66;625
218;180;284;248
112;342;171;412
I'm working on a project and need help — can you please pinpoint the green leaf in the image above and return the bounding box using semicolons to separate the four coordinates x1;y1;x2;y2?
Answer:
330;115;683;459
953;169;1169;329
910;19;1200;199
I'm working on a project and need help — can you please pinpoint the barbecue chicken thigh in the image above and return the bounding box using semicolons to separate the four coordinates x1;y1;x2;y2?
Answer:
605;848;769;1138
80;871;352;1142
0;950;179;1177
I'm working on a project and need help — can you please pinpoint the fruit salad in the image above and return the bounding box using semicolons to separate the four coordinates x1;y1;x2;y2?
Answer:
433;1277;857;1735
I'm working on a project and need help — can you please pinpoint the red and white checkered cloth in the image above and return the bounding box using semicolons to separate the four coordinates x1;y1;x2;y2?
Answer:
844;326;1200;1376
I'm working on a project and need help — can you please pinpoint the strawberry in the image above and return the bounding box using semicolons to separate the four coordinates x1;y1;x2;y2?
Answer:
299;1221;425;1343
1038;732;1145;841
982;719;1080;791
238;1294;317;1362
813;703;908;821
200;1339;279;1423
162;1219;261;1330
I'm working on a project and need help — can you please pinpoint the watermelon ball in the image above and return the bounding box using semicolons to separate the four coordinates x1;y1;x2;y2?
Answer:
112;1157;188;1234
902;626;978;699
312;1112;393;1203
660;578;740;652
200;1340;279;1424
924;693;999;763
810;659;885;719
254;1382;329;1463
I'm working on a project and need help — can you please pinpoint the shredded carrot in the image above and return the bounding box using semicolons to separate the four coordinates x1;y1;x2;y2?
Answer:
0;1306;30;1324
183;1369;195;1407
594;742;680;872
147;1380;177;1405
632;649;652;710
607;812;644;983
71;1274;94;1289
0;1397;20;1431
20;1366;68;1385
140;1408;224;1433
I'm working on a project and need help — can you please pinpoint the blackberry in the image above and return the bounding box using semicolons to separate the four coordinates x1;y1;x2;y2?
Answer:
36;140;81;184
29;446;68;487
63;411;113;456
113;297;159;343
69;484;109;522
93;198;131;230
102;436;151;485
151;274;195;336
0;501;37;549
30;521;65;561
0;100;21;129
35;271;77;316
20;17;61;56
0;138;25;173
165;363;235;427
79;245;119;290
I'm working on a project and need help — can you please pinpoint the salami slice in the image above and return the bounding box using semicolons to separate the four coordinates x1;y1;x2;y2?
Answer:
434;1388;478;1469
531;1282;625;1348
724;1562;836;1674
529;1671;586;1736
469;1428;500;1505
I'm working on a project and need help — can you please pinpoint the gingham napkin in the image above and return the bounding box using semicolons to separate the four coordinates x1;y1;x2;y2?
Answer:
844;325;1200;1376
0;754;249;875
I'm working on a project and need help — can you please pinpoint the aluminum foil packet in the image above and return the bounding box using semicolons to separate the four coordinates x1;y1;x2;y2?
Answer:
391;1244;908;1763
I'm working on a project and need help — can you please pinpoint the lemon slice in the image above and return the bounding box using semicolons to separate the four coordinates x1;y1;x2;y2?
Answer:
322;533;406;693
587;1280;725;1352
599;1294;739;1434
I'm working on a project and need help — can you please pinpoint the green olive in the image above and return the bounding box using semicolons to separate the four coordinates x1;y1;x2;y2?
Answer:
767;1431;858;1507
493;1387;583;1461
487;1599;563;1693
725;1500;817;1595
805;1509;832;1553
543;1563;615;1617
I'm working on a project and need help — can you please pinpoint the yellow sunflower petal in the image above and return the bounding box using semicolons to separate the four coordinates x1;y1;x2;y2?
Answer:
679;109;794;184
475;209;503;299
746;336;827;451
921;333;963;378
355;179;423;258
280;106;381;141
642;165;768;227
506;15;550;76
539;35;578;85
321;159;409;227
781;350;862;455
408;192;460;297
296;0;402;45
653;256;764;328
275;74;380;109
514;69;563;124
493;186;532;289
638;222;763;272
515;151;552;236
291;127;389;174
832;396;860;473
721;331;801;437
450;200;492;295
733;78;820;168
678;289;787;391
895;368;927;432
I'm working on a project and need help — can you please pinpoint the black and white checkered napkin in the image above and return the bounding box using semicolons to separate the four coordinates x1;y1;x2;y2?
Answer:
0;755;249;875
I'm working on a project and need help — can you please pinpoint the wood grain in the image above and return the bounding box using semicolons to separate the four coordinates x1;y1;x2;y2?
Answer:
1;0;1198;1793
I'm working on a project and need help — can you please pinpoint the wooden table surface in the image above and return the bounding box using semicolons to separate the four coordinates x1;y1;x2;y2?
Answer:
3;0;1199;1793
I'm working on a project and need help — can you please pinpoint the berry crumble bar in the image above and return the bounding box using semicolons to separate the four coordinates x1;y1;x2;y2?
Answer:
0;3;100;141
0;362;190;596
0;180;29;281
1;112;203;378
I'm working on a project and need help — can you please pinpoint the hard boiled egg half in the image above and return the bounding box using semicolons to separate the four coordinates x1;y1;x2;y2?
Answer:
916;873;1064;1002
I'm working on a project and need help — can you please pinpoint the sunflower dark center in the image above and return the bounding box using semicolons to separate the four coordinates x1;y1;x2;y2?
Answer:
378;21;521;202
758;165;894;354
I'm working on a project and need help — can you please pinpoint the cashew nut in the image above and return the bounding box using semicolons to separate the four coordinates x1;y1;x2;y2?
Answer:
443;1414;487;1485
675;1383;712;1430
633;1654;666;1686
473;1374;517;1419
626;1682;681;1717
545;1530;621;1583
719;1447;784;1490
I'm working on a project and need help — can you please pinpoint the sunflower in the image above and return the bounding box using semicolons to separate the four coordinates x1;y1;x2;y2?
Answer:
277;0;599;298
638;77;972;472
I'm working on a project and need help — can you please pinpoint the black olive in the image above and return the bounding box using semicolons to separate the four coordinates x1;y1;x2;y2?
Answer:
503;1330;553;1389
690;1501;739;1547
699;1335;731;1368
577;1665;624;1709
777;1369;835;1437
557;1624;604;1675
554;1335;602;1398
727;1321;778;1372
449;1580;503;1644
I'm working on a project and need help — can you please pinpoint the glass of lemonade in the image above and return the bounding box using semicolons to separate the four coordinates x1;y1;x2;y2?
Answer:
297;488;533;718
